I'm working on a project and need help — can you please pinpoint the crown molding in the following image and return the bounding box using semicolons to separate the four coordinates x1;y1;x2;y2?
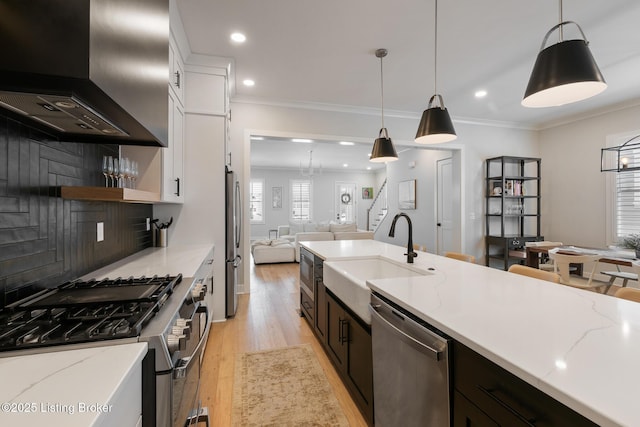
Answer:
232;95;536;131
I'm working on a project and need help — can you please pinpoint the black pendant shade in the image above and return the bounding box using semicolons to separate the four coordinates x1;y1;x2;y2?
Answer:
415;95;457;144
522;22;606;108
415;0;457;145
371;48;398;163
370;128;398;163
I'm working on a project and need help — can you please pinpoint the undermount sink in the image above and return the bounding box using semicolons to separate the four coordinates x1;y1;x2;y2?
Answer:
323;258;431;324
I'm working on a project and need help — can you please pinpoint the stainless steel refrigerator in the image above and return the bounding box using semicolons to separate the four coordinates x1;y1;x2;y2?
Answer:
225;166;242;317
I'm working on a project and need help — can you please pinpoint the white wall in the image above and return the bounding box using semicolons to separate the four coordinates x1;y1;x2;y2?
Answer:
250;167;378;239
539;104;640;248
375;148;453;253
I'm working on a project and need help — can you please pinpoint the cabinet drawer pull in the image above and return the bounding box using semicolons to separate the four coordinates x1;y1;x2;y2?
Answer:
339;319;349;343
174;70;181;88
175;177;181;196
477;385;537;426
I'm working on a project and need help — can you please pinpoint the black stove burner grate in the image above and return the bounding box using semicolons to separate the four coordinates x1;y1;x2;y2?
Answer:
0;274;182;351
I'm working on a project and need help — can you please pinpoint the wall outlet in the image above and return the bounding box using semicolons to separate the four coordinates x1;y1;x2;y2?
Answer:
146;218;150;231
97;222;104;242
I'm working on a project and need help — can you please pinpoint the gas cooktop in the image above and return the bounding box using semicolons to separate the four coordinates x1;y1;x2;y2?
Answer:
0;274;182;352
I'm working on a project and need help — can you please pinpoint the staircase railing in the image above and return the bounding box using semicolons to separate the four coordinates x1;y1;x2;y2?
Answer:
367;179;388;232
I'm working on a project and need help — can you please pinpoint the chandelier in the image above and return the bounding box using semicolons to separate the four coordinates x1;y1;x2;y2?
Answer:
300;150;322;177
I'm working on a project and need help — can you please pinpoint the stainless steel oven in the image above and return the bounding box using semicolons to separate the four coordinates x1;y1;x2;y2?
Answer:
171;301;210;427
140;278;210;427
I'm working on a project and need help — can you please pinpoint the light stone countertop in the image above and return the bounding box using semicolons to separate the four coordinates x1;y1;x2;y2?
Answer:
0;343;147;426
302;239;640;427
81;243;215;280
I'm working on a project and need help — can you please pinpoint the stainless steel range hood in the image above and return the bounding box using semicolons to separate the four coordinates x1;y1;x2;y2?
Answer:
0;0;169;147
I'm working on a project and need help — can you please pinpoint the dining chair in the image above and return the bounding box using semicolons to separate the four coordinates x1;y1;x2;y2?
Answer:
508;264;561;283
614;287;640;303
525;241;563;271
444;252;475;263
548;250;607;292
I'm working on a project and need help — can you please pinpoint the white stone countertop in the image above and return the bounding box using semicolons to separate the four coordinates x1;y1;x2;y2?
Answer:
0;343;147;426
302;239;640;427
81;243;214;280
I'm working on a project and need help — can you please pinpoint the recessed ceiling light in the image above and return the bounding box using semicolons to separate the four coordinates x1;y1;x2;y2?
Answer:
243;79;255;87
339;141;355;146
230;32;246;43
366;166;372;170
343;163;349;167
475;90;488;98
292;138;312;143
367;153;372;157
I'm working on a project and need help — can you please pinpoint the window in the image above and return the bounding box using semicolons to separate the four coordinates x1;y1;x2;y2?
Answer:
291;179;312;221
249;179;264;224
615;155;640;237
607;134;640;243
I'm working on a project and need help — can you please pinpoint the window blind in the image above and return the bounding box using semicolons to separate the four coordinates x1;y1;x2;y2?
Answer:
291;180;311;221
250;179;264;223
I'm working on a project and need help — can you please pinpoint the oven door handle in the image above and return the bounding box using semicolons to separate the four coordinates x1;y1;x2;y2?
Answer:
174;307;211;379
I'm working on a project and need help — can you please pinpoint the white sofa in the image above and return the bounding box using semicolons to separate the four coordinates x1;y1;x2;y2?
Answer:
251;239;296;264
277;222;374;262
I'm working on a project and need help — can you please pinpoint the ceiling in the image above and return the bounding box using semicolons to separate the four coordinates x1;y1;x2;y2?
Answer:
177;0;640;168
249;135;391;172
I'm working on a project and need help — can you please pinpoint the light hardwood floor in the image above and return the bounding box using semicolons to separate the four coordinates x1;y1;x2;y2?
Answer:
199;260;368;426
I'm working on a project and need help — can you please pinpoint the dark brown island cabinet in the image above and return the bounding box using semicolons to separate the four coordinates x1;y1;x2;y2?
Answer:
453;342;598;427
299;247;374;425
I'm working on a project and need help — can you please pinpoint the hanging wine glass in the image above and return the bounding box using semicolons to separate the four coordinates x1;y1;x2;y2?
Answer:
107;156;114;187
102;156;110;187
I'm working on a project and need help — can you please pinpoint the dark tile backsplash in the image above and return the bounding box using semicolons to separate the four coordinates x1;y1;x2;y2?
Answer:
0;114;153;307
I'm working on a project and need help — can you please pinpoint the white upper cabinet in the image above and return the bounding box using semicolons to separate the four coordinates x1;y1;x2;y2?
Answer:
163;89;184;203
121;32;185;204
169;37;185;104
185;68;227;115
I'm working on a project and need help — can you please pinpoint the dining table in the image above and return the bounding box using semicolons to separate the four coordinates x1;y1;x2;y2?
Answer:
525;244;638;291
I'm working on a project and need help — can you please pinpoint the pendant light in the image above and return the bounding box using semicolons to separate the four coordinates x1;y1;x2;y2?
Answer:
415;0;457;144
370;48;398;163
522;0;606;108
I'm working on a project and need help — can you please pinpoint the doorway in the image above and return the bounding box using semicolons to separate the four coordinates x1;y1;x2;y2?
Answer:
437;157;454;255
335;182;357;223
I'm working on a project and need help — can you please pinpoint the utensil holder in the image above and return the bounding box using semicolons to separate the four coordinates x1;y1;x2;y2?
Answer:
156;228;167;247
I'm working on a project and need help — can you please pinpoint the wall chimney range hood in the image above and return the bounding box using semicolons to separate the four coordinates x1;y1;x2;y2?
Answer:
0;0;169;147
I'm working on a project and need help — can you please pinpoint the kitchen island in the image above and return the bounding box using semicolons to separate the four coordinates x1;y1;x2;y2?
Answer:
301;239;640;427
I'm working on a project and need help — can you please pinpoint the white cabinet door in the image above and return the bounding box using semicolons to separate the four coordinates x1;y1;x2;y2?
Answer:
162;90;185;203
169;38;185;103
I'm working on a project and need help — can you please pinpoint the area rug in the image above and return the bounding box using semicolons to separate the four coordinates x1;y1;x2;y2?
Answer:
232;344;350;426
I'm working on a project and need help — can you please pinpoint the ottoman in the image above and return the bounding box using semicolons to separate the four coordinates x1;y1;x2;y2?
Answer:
251;239;296;264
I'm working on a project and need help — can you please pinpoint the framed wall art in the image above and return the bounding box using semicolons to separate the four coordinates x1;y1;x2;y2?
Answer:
272;186;282;209
398;179;416;210
362;187;373;199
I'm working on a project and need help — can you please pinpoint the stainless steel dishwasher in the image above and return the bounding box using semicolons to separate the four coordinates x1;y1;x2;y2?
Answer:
369;293;451;427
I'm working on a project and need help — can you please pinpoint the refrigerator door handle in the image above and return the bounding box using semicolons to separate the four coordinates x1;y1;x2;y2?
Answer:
234;255;242;267
235;180;242;249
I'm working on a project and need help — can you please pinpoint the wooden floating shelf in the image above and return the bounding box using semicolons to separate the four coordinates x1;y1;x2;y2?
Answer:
61;187;161;203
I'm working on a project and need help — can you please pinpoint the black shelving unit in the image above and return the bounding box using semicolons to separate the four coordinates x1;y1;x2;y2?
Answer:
485;156;542;270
